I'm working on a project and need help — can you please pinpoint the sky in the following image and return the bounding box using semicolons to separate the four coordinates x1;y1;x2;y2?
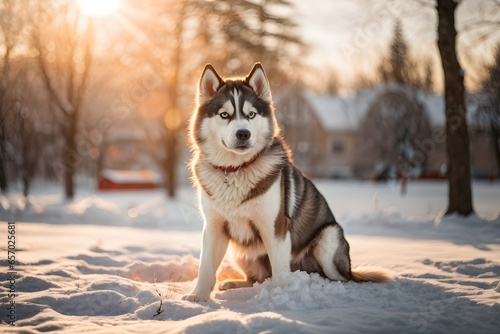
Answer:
289;0;500;91
71;0;500;92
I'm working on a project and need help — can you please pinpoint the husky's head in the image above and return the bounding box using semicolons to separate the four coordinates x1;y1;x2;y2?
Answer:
190;63;278;165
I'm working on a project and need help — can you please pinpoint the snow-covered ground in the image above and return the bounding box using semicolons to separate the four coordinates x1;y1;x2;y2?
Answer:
1;180;499;333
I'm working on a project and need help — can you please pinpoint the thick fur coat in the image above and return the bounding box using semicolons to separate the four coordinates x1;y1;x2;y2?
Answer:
182;63;389;302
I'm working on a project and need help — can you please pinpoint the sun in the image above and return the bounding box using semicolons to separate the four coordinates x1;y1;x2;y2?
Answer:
77;0;121;17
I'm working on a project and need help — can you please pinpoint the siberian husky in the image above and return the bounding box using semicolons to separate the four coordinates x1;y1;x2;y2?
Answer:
182;63;390;302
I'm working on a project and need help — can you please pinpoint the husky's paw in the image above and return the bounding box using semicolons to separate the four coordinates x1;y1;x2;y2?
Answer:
271;275;287;287
181;293;210;302
219;280;254;291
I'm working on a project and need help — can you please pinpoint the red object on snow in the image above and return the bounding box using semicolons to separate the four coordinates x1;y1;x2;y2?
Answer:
98;169;161;190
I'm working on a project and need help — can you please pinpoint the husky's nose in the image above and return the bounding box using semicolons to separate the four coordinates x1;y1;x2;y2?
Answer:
236;129;251;140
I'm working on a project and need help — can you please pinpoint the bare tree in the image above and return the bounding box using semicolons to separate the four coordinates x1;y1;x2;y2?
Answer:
30;1;94;199
123;0;186;198
356;90;432;180
0;0;26;192
8;59;59;197
11;100;40;197
375;0;498;215
436;0;474;216
126;0;305;198
190;0;305;88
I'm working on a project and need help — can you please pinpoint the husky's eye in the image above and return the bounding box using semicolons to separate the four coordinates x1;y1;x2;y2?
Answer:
248;111;257;119
220;112;230;119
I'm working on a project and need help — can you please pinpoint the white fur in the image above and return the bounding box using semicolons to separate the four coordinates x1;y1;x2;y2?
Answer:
313;225;347;281
287;171;297;217
198;114;273;169
193;151;284;208
183;64;292;302
246;173;291;281
242;101;255;115
183;161;289;301
182;195;229;302
232;88;241;120
215;95;257;155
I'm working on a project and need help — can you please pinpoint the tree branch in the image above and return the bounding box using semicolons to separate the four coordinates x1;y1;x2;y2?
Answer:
35;40;71;117
411;0;435;9
74;20;94;111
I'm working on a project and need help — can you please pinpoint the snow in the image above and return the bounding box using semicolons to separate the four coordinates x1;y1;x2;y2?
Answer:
304;92;361;131
1;180;500;333
418;92;445;127
303;83;488;132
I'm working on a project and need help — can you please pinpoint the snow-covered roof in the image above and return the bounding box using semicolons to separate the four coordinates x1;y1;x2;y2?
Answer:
416;91;445;127
303;84;450;132
303;93;363;131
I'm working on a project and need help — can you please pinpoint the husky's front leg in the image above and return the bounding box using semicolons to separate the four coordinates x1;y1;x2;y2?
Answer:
182;218;228;302
258;211;292;283
262;174;292;283
267;233;292;283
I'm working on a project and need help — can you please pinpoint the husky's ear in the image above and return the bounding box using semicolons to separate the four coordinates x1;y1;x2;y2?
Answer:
198;64;223;104
246;63;271;102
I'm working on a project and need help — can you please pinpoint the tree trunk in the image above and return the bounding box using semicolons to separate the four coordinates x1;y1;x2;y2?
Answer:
64;115;78;200
166;130;177;198
0;45;12;194
492;120;500;178
20;113;32;198
0;128;8;193
64;164;74;199
163;1;186;198
23;176;29;197
436;0;474;216
491;102;500;177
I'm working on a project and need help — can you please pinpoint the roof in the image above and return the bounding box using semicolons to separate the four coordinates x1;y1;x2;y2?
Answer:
303;92;363;131
416;91;445;127
302;84;450;132
100;169;162;184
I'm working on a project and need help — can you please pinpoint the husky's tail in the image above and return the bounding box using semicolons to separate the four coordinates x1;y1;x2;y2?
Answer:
351;266;392;283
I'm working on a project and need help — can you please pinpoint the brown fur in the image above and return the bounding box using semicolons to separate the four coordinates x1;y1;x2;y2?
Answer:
274;171;291;239
351;267;392;283
241;170;280;204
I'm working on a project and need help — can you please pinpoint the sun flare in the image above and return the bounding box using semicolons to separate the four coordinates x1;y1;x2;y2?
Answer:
77;0;121;17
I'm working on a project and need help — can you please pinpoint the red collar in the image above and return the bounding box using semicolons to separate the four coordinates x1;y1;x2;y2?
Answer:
213;154;259;173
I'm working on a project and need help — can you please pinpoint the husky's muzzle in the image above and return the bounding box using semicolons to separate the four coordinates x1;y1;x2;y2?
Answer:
222;126;254;152
235;129;251;149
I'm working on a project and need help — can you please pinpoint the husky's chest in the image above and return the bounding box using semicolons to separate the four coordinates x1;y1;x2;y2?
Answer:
197;161;284;257
198;166;257;205
195;157;282;208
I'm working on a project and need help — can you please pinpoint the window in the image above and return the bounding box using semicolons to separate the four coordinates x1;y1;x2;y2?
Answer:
332;139;344;156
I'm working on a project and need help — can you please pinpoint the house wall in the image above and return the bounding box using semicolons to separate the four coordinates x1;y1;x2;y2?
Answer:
422;136;447;178
470;128;499;178
323;131;357;178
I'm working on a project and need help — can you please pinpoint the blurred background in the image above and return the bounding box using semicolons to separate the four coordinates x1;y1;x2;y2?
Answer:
0;0;499;200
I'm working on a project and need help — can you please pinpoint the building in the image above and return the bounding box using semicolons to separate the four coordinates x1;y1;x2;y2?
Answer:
275;84;498;180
